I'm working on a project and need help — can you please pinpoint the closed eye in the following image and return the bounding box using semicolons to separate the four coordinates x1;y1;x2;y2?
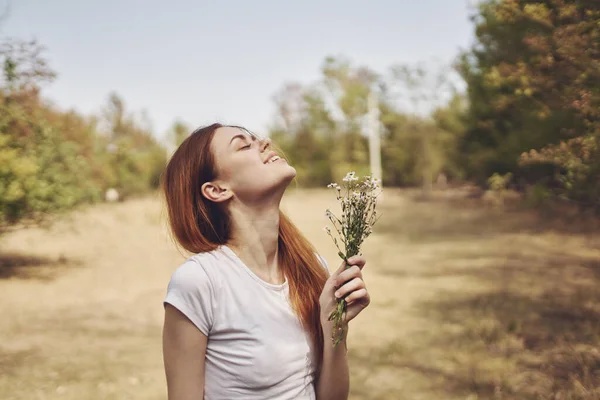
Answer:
231;133;258;151
239;137;257;150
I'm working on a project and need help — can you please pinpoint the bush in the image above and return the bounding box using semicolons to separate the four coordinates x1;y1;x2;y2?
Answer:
0;99;100;229
523;182;551;209
520;134;600;212
0;38;166;231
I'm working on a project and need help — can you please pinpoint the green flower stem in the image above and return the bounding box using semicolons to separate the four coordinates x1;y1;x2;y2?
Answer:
324;174;381;347
328;257;353;346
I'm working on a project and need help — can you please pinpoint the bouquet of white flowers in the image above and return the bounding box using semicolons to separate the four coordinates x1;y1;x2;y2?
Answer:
324;172;381;345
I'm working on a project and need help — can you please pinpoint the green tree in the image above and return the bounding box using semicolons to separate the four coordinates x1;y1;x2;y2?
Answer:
170;119;191;147
321;56;374;180
0;38;98;231
432;94;468;181
270;57;376;186
458;0;600;190
269;56;467;188
100;93;167;197
382;62;463;190
270;83;336;186
0;36;167;231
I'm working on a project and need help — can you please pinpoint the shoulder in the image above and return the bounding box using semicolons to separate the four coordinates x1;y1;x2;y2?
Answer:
314;252;330;275
165;249;226;336
167;248;226;292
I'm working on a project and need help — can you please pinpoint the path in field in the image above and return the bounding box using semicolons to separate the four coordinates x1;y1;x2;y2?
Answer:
1;189;599;400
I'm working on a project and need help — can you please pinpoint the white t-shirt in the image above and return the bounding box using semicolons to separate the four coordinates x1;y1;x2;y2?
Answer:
164;244;329;400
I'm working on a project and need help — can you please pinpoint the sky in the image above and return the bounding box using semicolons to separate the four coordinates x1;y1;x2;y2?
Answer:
3;0;475;141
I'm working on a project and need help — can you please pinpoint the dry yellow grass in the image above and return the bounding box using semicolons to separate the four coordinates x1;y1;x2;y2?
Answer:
1;188;599;400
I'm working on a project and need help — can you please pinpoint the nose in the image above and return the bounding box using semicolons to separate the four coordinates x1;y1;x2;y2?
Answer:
260;137;271;152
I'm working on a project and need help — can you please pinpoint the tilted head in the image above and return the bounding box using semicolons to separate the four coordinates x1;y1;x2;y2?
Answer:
162;123;295;253
200;124;296;205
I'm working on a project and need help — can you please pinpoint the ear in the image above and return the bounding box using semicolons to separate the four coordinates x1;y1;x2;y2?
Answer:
201;181;233;203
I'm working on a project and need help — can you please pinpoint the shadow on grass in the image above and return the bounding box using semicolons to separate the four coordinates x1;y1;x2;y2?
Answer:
354;192;600;399
380;247;599;281
349;342;501;399
0;253;79;280
352;258;600;398
0;348;40;379
370;253;600;398
376;189;600;245
375;200;532;245
417;283;600;398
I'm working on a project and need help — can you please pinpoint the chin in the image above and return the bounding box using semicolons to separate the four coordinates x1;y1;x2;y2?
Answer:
278;164;297;189
285;164;297;179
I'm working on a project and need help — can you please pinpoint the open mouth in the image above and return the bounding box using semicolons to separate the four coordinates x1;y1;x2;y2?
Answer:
264;151;284;164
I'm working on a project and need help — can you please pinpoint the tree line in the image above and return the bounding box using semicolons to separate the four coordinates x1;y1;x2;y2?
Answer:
1;0;599;233
266;0;599;211
0;39;166;232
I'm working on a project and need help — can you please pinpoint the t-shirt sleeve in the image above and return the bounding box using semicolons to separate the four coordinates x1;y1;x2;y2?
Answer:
316;253;330;276
164;258;215;336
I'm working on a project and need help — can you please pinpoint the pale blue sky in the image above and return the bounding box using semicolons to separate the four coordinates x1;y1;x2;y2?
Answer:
3;0;474;141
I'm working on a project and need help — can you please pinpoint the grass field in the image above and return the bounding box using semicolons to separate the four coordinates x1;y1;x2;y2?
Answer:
1;188;599;400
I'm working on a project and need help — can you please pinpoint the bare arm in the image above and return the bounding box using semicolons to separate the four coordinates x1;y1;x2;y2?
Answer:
316;323;350;400
316;256;370;400
163;304;208;400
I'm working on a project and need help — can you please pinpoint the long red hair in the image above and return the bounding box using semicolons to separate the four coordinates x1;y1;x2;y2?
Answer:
161;123;328;374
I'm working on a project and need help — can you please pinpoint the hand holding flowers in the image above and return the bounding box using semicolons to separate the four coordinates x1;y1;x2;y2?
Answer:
321;172;381;346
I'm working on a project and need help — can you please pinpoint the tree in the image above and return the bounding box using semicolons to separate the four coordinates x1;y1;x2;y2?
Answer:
268;56;467;188
320;56;375;180
99;93;167;197
458;0;600;189
270;83;336;186
170;119;191;148
432;94;469;181
1;39;55;93
0;36;167;231
268;56;378;186
0;38;98;231
382;61;462;191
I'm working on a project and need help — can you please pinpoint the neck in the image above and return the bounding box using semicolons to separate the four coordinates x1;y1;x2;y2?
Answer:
227;199;283;284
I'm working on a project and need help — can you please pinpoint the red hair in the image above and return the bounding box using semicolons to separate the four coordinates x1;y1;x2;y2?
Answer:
161;123;328;374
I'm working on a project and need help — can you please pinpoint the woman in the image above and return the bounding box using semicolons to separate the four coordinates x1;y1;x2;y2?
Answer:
161;123;370;399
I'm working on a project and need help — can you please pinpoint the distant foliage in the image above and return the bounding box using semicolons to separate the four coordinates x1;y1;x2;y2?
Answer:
459;0;600;211
269;57;464;188
520;135;600;210
488;172;512;193
0;38;166;231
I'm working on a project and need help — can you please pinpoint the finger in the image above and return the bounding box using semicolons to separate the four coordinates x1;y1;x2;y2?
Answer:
347;255;366;269
334;277;365;299
336;265;362;287
334;256;366;275
345;291;370;322
345;288;369;304
333;260;347;276
326;263;346;291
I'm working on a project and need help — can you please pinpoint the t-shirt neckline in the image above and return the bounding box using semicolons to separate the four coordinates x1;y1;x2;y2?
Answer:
219;245;288;291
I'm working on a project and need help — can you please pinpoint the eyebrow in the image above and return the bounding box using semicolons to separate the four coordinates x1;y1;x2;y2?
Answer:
229;134;257;146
